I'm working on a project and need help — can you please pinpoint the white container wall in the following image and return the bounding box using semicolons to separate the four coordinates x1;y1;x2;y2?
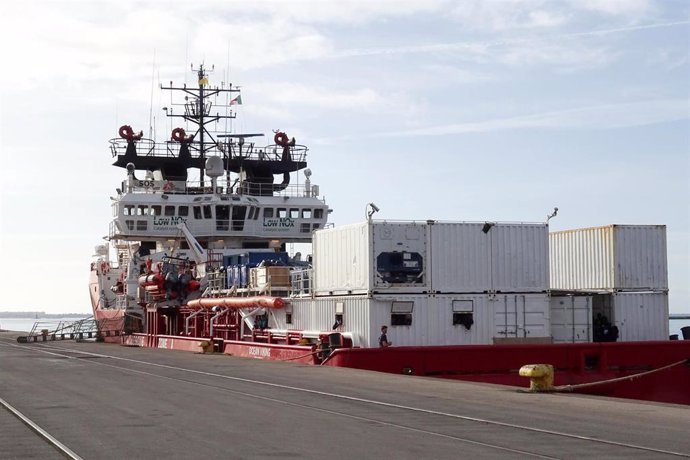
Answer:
371;294;498;347
428;223;492;293
549;295;592;343
312;222;371;294
612;291;669;341
550;225;668;291
490;223;549;292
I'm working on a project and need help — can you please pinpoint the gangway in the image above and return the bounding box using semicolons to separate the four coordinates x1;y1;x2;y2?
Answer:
16;316;124;343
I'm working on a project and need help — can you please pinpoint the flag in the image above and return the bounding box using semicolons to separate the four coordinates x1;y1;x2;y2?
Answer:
230;95;243;105
198;76;209;86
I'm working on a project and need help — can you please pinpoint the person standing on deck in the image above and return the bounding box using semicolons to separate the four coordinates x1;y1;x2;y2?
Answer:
379;325;392;347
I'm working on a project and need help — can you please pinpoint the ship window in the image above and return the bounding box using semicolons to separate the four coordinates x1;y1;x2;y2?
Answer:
137;206;147;216
165;206;175;216
180;241;190;249
313;224;320;230
264;208;274;218
452;300;474;330
136;221;147;231
193;206;202;219
290;208;299;218
216;205;230;231
179;206;189;217
391;313;412;326
112;204;117;217
300;223;310;233
314;208;323;219
125;220;134;230
302;209;312;219
203;205;212;219
247;207;255;220
124;205;135;216
277;208;287;218
150;205;161;216
286;313;292;324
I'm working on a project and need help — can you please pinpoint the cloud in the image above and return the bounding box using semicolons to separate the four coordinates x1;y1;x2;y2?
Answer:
375;98;690;137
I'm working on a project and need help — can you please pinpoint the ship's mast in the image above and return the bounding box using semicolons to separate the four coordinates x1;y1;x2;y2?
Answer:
160;63;240;186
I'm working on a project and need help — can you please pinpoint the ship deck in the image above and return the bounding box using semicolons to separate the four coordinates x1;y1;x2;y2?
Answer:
1;331;689;459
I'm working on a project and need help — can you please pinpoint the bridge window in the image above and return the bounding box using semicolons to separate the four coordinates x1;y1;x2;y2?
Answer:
137;206;149;216
136;221;147;231
302;209;312;218
314;208;323;219
150;205;161;216
301;223;310;233
290;208;299;218
125;220;134;230
165;206;175;216
123;205;135;216
203;205;212;219
277;208;287;218
193;206;202;219
264;208;274;218
179;206;189;217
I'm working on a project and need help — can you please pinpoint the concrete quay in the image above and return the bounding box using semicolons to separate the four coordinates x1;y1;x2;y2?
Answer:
1;331;689;459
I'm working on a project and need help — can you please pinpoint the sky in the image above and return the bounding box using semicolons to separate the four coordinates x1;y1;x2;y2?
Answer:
0;0;688;315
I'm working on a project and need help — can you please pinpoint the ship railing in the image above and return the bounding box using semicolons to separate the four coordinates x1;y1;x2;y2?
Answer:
109;138;308;164
123;178;321;200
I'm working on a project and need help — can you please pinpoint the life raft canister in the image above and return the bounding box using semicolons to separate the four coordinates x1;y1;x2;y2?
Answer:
274;131;289;147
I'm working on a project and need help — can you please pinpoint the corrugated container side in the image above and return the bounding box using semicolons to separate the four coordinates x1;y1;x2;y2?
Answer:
429;223;492;293
313;223;371;294
491;224;549;292
613;291;669;341
550;226;615;290
614;225;668;290
288;296;372;344
372;294;496;346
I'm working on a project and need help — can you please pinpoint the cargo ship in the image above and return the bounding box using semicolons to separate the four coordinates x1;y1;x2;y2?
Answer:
90;64;690;405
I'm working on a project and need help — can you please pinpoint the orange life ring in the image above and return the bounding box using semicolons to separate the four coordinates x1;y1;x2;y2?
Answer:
172;127;186;142
172;127;194;143
119;125;134;139
274;132;289;147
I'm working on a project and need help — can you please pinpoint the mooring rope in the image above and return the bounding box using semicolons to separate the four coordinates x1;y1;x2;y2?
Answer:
553;358;689;392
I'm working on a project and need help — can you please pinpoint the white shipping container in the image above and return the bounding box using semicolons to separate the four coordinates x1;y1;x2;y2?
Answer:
493;293;551;341
550;225;668;290
313;221;429;295
612;291;669;341
549;295;592;343
314;220;549;295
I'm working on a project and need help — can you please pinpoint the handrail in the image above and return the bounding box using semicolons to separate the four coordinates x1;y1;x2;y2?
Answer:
185;309;205;335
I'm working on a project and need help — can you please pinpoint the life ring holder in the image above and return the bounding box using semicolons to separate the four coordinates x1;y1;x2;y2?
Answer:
274;132;289;147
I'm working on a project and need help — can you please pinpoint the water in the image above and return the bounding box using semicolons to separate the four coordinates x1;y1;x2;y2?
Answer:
669;319;690;339
0;317;91;333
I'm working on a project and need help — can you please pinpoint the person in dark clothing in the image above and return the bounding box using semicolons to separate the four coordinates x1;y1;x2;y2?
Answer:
378;325;392;347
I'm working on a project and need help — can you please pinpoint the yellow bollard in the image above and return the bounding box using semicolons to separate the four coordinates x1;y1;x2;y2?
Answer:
519;364;554;392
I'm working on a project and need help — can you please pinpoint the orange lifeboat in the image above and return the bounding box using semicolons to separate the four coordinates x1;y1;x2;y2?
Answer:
187;296;286;310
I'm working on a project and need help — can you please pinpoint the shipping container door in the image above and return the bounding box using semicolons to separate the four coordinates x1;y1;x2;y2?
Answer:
494;294;550;340
550;296;592;343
